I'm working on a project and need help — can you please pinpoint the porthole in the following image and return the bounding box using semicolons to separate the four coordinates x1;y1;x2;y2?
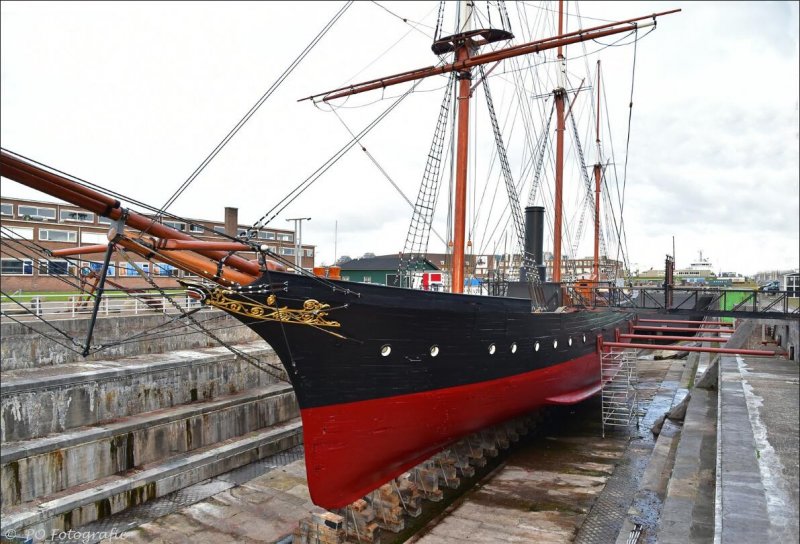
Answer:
510;342;518;354
380;344;391;357
568;337;573;347
488;344;496;355
553;339;558;349
430;345;440;357
535;342;540;352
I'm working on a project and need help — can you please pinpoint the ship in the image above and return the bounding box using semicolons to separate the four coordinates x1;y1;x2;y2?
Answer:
675;250;717;283
0;2;681;508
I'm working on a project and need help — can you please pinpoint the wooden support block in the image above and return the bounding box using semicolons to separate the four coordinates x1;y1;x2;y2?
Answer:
493;427;511;449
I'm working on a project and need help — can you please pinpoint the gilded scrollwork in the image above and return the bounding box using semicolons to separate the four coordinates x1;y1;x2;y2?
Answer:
204;288;341;329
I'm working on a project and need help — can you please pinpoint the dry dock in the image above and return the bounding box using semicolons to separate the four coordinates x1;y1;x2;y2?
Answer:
1;317;797;543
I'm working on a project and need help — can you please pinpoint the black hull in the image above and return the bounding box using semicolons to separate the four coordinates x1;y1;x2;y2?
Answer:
211;271;636;408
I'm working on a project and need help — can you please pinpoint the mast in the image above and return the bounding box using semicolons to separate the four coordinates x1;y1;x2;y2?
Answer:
451;0;474;294
593;60;602;281
303;6;680;291
552;0;566;284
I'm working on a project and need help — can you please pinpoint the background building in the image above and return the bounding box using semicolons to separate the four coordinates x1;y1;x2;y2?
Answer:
338;254;439;287
0;197;315;292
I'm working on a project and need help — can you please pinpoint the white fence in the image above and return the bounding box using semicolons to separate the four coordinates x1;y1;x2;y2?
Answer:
1;291;202;321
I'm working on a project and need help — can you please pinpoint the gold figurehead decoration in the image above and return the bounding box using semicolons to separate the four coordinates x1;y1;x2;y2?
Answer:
203;288;342;330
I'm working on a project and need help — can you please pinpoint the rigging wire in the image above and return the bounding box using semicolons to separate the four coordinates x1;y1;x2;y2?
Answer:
329;108;448;248
370;1;436;36
250;69;436;231
154;1;354;219
616;24;640;277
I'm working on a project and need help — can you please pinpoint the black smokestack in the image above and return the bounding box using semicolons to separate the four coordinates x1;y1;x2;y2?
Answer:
524;206;545;282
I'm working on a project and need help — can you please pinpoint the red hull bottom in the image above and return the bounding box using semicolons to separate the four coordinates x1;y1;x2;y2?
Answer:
300;351;600;508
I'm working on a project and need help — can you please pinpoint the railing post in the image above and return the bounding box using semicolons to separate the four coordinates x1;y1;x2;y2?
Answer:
71;295;76;317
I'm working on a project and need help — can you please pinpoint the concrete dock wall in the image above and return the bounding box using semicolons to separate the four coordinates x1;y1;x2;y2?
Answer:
1;385;298;507
1;311;261;370
1;344;283;442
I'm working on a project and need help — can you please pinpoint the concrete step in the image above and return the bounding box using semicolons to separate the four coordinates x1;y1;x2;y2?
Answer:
0;419;303;539
0;311;261;370
1;382;298;508
1;341;283;441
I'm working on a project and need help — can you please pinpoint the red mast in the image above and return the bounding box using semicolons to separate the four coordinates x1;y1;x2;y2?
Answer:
451;2;474;294
552;0;566;284
593;60;602;281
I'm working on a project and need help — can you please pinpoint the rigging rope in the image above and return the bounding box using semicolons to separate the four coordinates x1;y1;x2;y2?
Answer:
251;70;435;231
154;1;354;219
479;65;535;280
399;73;455;284
330;108;447;247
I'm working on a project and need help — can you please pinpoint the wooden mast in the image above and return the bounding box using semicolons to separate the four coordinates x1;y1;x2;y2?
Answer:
451;1;474;294
593;60;602;281
552;0;566;284
304;7;678;293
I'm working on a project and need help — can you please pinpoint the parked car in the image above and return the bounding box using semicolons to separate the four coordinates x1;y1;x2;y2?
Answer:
759;281;780;294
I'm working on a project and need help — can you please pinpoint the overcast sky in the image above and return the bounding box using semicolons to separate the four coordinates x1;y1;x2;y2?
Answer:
1;1;798;276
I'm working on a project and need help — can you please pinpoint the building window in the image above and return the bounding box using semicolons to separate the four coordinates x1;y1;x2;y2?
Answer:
98;216;113;225
1;203;12;216
153;263;176;277
163;220;186;231
278;233;293;242
362;276;372;283
81;231;107;244
18;205;56;221
1;258;33;275
39;229;78;243
213;226;226;233
83;261;116;277
39;260;74;275
118;261;150;277
189;224;204;233
60;209;95;223
280;247;295;256
303;248;314;257
259;231;276;240
341;275;350;281
1;226;35;240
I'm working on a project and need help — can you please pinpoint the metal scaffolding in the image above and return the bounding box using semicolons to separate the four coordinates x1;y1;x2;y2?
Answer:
601;348;639;437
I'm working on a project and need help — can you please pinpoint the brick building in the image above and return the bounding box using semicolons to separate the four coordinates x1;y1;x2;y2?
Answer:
0;197;315;292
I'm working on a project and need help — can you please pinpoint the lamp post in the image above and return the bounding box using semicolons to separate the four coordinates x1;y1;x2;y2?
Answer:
286;217;311;272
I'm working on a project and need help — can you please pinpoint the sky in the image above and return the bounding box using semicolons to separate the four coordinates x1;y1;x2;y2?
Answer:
1;1;798;276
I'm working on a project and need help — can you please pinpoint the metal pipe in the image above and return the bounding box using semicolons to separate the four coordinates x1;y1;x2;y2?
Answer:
524;206;545;282
637;318;734;326
632;325;734;333
619;334;727;343
603;341;776;357
82;242;114;356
